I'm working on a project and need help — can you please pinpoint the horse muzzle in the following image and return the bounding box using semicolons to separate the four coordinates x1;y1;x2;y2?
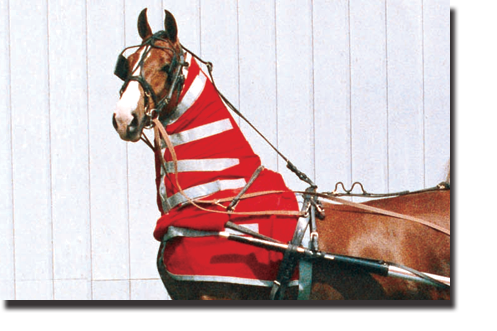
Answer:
112;111;143;142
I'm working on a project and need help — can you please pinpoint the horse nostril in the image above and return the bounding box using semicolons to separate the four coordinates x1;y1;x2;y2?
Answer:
127;113;139;134
112;113;118;130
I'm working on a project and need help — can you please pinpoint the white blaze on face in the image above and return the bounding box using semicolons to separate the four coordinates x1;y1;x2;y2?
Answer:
114;47;149;128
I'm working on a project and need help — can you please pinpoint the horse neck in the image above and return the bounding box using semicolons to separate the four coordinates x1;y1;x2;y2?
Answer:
156;55;261;213
161;54;259;160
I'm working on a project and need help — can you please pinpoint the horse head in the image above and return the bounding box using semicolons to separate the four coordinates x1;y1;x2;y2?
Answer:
112;8;184;142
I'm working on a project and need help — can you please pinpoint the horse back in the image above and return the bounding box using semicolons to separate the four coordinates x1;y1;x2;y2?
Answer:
314;190;450;299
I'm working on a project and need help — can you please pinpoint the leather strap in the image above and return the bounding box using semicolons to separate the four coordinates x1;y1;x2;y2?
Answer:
269;242;300;300
227;165;264;211
270;192;317;300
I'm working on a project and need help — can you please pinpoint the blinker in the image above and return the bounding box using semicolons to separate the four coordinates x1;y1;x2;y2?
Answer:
114;54;129;81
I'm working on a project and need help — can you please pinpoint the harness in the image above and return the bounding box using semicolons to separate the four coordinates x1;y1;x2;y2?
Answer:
114;34;450;300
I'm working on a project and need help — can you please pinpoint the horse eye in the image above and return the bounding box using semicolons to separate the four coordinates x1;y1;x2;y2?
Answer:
161;64;170;73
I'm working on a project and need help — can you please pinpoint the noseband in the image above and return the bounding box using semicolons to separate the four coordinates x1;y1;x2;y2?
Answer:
115;31;188;122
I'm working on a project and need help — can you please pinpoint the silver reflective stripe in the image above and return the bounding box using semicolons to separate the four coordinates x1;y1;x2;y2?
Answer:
164;226;218;242
165;71;207;125
159;170;171;212
165;269;299;288
162;118;233;149
164;225;259;241
167;178;247;209
159;158;239;211
224;223;259;236
165;158;239;173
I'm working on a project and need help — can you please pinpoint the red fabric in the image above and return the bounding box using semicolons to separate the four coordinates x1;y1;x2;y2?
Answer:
154;169;298;235
153;57;299;281
156;170;299;282
163;217;298;282
158;57;260;200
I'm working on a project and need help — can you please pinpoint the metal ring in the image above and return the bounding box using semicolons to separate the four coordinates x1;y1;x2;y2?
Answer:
144;120;155;130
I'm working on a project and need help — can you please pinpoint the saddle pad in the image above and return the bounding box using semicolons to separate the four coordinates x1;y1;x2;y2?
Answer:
160;217;299;286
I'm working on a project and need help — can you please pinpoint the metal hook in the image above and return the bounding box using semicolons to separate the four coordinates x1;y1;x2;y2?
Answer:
332;181;368;196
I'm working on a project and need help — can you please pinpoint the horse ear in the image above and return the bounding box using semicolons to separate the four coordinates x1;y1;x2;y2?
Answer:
137;8;153;40
164;10;178;43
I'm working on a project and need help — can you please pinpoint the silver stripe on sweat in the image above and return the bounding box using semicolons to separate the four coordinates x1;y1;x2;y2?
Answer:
159;168;171;212
161;118;234;149
167;178;247;209
164;71;207;125
165;270;299;288
165;158;239;173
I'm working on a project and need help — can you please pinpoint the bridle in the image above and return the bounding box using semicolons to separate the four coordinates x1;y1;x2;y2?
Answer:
114;31;188;123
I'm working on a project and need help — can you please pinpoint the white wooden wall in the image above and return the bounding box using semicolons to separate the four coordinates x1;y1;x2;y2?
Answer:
0;0;449;300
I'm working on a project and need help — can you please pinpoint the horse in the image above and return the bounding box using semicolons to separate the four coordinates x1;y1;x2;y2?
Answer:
112;9;450;300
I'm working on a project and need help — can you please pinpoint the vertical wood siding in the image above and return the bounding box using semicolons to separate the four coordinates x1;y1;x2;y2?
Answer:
0;0;450;300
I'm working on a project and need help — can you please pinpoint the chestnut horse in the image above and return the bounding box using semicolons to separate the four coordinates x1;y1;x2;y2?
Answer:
112;9;450;300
